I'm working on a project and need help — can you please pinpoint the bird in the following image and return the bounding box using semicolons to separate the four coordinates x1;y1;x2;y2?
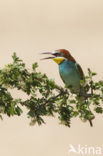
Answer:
41;49;94;126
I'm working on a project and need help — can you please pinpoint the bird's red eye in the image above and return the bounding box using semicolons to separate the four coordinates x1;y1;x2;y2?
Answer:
57;53;61;56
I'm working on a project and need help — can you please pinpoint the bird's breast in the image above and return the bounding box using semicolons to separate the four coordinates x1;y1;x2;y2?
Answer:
59;60;81;92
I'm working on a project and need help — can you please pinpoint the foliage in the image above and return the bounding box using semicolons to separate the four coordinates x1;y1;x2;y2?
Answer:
0;53;102;127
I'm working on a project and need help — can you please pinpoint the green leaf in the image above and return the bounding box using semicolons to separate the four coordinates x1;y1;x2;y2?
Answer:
12;52;18;62
16;106;23;116
32;63;38;70
95;107;103;113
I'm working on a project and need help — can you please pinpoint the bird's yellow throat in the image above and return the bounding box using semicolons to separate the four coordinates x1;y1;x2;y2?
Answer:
53;57;65;65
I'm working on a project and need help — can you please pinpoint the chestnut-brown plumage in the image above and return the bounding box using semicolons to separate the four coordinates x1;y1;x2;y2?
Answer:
55;49;76;63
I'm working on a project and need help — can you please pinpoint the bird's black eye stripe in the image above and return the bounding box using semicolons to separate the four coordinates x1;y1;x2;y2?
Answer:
54;52;60;56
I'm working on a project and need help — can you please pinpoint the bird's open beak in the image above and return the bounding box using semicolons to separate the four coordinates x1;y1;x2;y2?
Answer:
40;52;55;60
41;52;64;64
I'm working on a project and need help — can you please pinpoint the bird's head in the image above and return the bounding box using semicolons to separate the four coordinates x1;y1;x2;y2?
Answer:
41;49;76;64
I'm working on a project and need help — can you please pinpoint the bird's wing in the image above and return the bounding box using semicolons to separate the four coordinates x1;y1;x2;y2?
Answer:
75;63;85;80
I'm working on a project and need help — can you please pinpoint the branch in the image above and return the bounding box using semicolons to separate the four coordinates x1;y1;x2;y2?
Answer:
0;53;102;127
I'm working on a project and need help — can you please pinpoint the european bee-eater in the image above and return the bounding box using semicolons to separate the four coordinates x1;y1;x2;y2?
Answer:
41;49;94;126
